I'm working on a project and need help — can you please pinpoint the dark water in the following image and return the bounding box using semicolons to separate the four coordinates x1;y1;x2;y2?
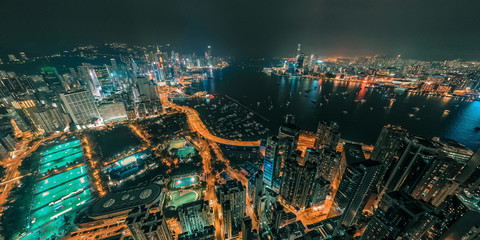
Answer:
193;64;480;150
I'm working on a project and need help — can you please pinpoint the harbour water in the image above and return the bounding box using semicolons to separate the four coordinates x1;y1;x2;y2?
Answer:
192;63;480;150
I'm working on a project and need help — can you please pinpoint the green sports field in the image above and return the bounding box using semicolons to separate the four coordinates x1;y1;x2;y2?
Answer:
36;165;86;193
41;139;81;156
40;147;82;164
169;191;198;209
39;152;83;174
32;176;88;210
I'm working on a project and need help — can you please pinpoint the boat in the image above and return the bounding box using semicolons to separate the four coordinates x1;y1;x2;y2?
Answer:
342;111;348;114
412;107;420;111
408;114;415;117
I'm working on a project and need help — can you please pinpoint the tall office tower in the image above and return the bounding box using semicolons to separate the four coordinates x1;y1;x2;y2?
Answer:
126;206;173;240
216;180;246;239
370;125;408;164
456;149;480;190
267;201;284;232
335;143;381;227
94;65;113;94
427;190;480;240
248;170;264;219
317;147;341;183
263;188;279;224
296;44;301;56
77;66;101;98
361;191;438;240
42;67;67;93
277;115;300;171
296;53;305;70
314;121;340;150
31;107;67;133
177;201;213;235
205;45;213;66
241;217;253;240
280;153;317;210
280;154;299;207
410;154;464;206
136;77;158;102
377;135;440;200
60;90;101;127
11;100;41;132
263;136;281;188
309;177;331;207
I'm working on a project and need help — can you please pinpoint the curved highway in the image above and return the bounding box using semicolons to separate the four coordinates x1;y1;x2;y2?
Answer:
159;89;261;147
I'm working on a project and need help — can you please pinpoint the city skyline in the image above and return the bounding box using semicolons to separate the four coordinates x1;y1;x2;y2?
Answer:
1;1;480;239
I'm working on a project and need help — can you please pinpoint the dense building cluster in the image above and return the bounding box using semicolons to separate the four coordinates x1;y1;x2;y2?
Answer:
265;44;480;99
0;44;479;240
0;44;225;160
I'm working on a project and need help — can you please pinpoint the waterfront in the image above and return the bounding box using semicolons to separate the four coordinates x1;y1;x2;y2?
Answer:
192;63;480;150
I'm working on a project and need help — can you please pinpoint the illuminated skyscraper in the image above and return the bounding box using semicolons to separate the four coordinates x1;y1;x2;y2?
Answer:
60;90;101;127
335;143;381;227
217;180;246;239
280;153;317;210
126;206;173;240
361;191;438;240
263;136;281;188
428;190;480;240
456;149;480;190
314;121;340;150
42;67;67;93
31;107;67;133
377;135;440;200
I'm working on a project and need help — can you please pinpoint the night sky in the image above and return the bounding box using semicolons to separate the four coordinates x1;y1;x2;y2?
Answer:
1;0;480;59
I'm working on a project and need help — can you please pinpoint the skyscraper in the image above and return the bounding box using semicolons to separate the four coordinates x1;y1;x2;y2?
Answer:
60;90;101;127
177;201;213;235
361;191;438;240
314;121;340;150
410;155;464;206
316;147;341;183
377;135;440;200
42;67;67;93
217;180;246;239
335;143;381;227
456;149;480;190
126;206;173;240
31;107;67;133
280;153;317;210
428;190;480;240
263;136;281;188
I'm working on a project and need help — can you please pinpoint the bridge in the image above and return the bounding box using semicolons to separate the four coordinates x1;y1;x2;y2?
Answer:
159;90;261;147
